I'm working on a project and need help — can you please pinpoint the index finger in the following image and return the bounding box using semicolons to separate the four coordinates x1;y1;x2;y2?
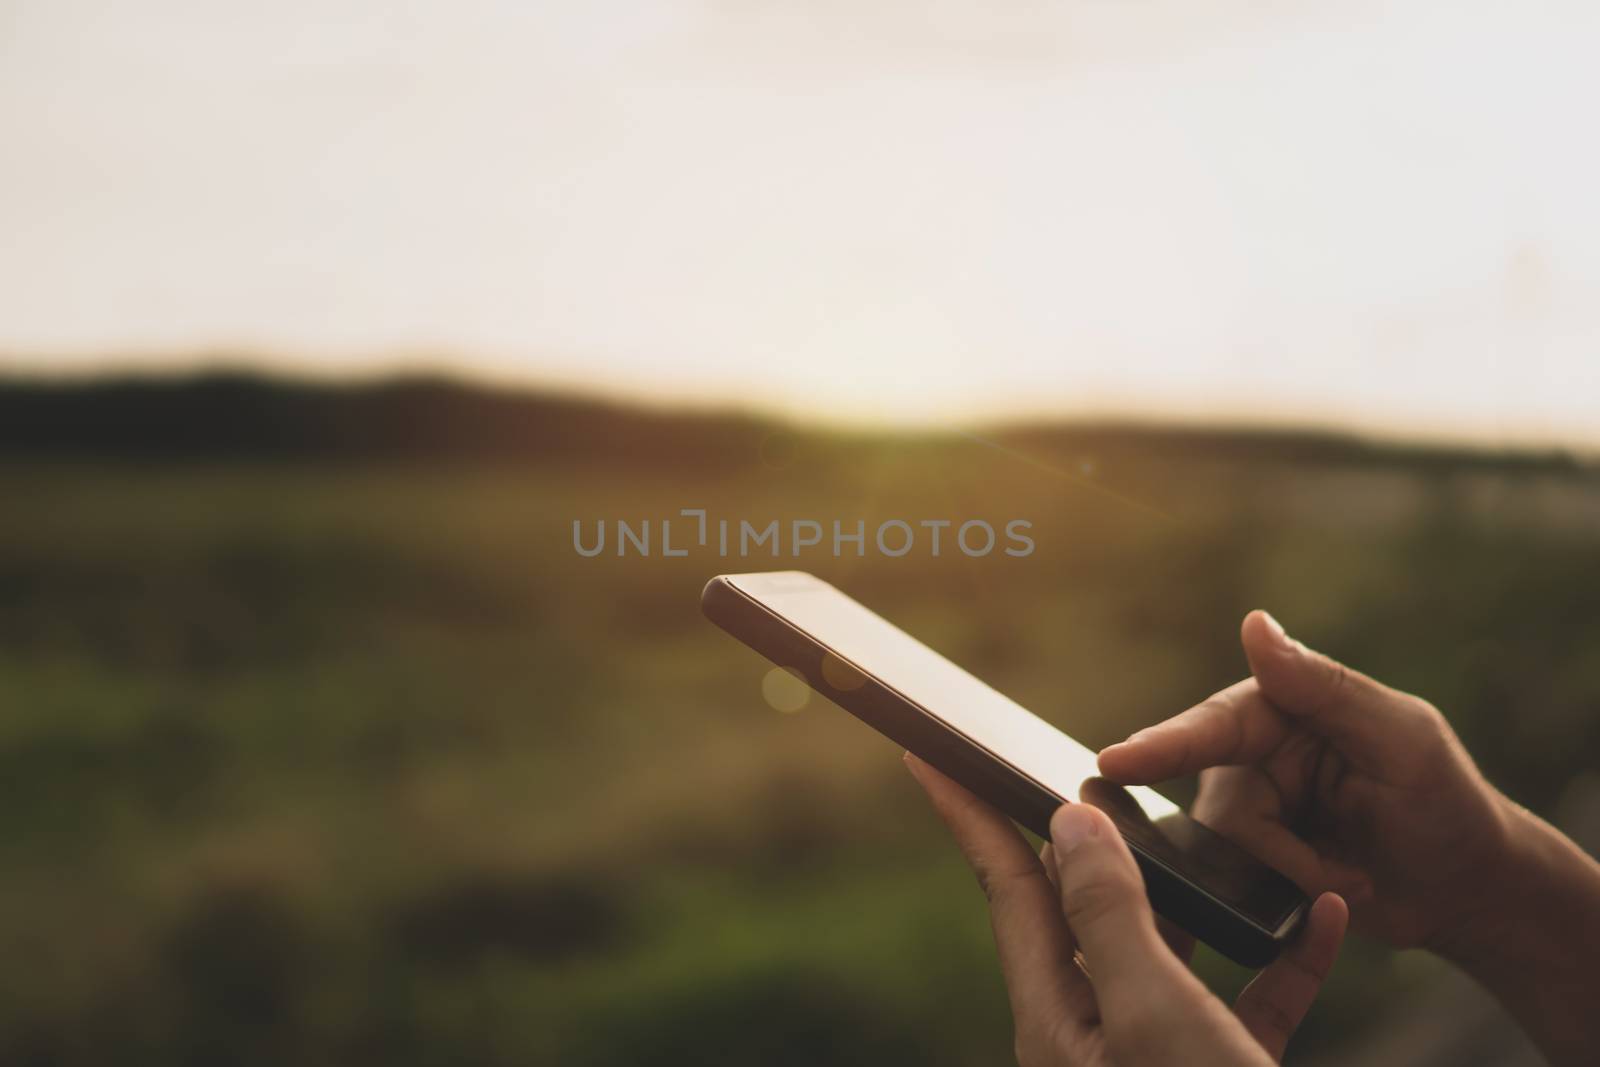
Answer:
904;753;1099;1039
1097;679;1289;784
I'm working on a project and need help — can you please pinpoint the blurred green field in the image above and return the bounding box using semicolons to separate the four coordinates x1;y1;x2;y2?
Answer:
3;396;1599;1065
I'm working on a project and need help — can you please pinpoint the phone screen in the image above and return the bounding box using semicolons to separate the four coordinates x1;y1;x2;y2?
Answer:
728;572;1302;932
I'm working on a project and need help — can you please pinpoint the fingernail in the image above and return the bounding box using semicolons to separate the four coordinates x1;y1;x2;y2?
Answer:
1121;727;1157;747
1260;611;1292;649
1102;727;1156;758
1051;806;1099;855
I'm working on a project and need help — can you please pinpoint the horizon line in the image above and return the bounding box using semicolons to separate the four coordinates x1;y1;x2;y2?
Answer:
1;351;1596;461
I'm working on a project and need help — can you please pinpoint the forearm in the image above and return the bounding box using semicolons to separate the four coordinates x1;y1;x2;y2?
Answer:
1437;801;1600;1066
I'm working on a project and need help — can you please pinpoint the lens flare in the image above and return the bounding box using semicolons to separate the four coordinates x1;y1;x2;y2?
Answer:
761;666;811;713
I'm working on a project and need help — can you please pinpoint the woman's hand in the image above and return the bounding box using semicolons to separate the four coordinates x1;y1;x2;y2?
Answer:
906;753;1347;1066
1098;610;1512;952
1097;610;1600;1066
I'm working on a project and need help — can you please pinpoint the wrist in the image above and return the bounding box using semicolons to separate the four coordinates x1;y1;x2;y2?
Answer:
1433;795;1600;1066
1435;796;1592;962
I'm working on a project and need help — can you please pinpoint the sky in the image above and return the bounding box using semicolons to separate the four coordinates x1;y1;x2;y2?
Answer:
2;1;1598;445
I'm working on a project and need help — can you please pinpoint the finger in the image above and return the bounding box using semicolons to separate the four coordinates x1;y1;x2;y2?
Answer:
1048;803;1195;1027
1192;763;1284;828
1054;836;1192;963
905;754;1098;1036
1232;893;1348;1061
1156;916;1196;965
1098;678;1289;784
1240;610;1438;774
1192;766;1372;903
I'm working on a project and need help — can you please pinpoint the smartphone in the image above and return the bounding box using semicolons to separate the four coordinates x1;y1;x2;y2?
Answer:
702;570;1308;968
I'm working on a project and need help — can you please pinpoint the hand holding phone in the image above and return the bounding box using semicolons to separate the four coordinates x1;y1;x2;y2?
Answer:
1101;610;1600;1066
702;571;1310;966
907;752;1347;1067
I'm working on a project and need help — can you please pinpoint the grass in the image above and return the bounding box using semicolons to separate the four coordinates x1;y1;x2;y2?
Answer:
0;413;1597;1065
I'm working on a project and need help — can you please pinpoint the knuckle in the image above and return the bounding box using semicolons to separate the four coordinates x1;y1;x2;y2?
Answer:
1194;800;1248;838
1194;765;1242;806
1063;876;1132;930
1198;696;1245;753
1414;696;1447;729
1193;693;1234;727
1320;658;1352;711
1255;998;1299;1042
975;864;1036;906
1404;695;1453;743
1235;984;1299;1043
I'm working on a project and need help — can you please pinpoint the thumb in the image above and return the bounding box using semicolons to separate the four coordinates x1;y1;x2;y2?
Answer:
1049;805;1197;1029
1240;610;1436;767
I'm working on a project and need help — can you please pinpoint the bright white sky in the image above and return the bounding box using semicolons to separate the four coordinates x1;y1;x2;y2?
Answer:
2;1;1598;444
